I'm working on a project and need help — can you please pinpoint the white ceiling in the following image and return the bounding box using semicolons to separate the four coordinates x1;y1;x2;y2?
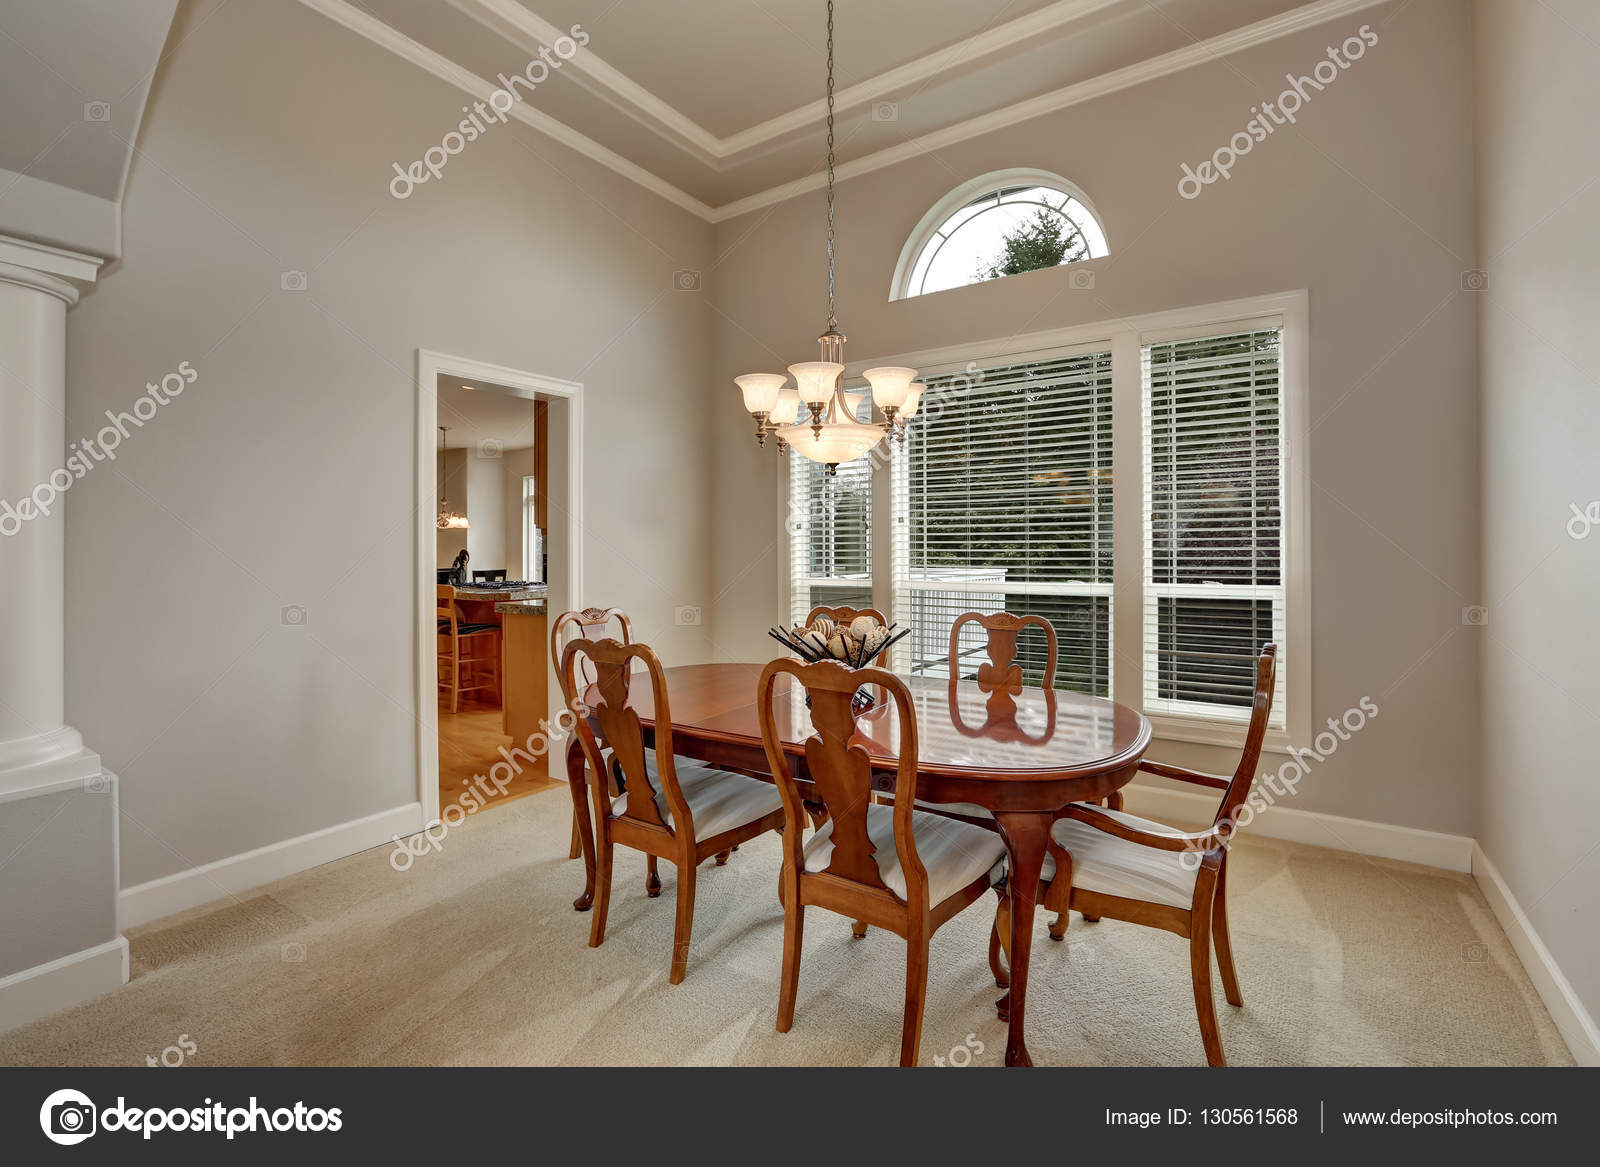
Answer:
436;377;538;452
0;0;179;199
314;0;1390;219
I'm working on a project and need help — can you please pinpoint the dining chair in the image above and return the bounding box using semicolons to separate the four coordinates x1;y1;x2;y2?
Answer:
947;609;1057;690
437;585;501;714
551;607;635;863
991;643;1278;1066
757;658;1009;1066
804;603;887;627
565;637;785;984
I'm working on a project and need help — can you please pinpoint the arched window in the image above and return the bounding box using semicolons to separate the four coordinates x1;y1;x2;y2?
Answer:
891;170;1108;300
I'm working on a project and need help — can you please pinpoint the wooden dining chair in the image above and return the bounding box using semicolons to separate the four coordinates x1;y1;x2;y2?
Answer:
565;638;785;984
437;585;501;713
551;607;636;861
992;643;1278;1066
947;610;1121;813
804;603;887;627
758;658;1009;1066
947;610;1057;690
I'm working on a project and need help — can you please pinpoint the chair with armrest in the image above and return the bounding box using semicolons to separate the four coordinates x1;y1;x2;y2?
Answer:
758;657;1008;1065
566;638;785;984
990;643;1278;1066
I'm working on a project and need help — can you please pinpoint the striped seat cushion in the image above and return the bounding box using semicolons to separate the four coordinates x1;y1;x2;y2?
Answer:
803;803;1006;904
1043;807;1200;909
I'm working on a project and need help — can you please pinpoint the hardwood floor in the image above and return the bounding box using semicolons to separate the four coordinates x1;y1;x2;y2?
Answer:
438;696;560;812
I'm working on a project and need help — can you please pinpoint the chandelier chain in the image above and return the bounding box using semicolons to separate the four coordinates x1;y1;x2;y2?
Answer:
825;0;836;332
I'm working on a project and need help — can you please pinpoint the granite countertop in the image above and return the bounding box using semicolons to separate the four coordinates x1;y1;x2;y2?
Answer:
494;596;548;614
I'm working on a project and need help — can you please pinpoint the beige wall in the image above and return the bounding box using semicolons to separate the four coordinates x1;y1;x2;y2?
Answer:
436;448;468;569
1474;0;1600;1025
501;446;536;578
465;447;506;572
63;0;714;887
708;0;1481;834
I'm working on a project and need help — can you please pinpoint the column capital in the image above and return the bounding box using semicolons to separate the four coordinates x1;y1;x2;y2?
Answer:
0;233;103;303
0;259;80;306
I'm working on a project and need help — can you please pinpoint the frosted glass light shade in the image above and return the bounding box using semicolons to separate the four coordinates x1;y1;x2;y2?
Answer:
900;383;925;419
777;418;883;467
863;366;918;409
843;390;868;416
788;361;844;404
734;372;786;414
769;388;801;424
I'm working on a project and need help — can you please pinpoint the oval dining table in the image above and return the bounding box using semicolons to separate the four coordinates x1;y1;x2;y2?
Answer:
564;661;1152;1067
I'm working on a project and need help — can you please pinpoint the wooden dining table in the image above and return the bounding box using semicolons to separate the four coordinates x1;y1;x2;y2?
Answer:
563;661;1152;1066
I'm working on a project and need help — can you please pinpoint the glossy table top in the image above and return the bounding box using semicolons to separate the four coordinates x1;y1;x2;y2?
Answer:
595;662;1151;782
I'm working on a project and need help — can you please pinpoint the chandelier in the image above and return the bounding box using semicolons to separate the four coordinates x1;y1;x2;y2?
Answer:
733;0;922;475
436;426;469;530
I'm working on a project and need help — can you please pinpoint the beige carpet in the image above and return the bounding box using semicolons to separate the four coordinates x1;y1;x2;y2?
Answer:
0;787;1573;1067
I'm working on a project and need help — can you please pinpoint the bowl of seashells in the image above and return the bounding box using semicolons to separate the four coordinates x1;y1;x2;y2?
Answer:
767;614;910;670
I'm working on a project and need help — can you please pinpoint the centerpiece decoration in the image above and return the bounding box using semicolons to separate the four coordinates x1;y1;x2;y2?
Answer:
769;613;910;711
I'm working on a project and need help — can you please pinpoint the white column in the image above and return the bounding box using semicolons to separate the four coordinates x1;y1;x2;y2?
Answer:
0;260;91;782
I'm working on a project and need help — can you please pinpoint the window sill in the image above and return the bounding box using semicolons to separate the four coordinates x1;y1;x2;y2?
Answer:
1143;712;1298;757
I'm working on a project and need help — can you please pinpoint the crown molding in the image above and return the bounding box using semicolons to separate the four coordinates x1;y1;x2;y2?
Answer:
295;0;717;220
448;0;725;164
709;0;1393;221
298;0;1393;225
452;0;1130;164
717;0;1130;158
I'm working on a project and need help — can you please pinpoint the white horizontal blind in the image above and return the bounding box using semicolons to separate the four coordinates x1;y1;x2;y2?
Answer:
1142;328;1287;727
893;351;1113;694
788;396;874;626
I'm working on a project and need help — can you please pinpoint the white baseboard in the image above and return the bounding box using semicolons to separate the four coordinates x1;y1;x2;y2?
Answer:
1119;783;1476;872
119;802;424;929
0;936;128;1035
1471;843;1600;1066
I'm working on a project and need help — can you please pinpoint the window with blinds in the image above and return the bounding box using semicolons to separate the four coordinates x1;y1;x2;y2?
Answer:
892;351;1113;693
1142;327;1287;727
788;412;873;626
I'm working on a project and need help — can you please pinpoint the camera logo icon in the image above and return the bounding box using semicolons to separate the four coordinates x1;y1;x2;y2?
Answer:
871;101;899;122
40;1088;97;1145
280;270;308;292
83;101;111;122
281;605;307;627
1068;267;1096;290
476;438;503;459
1461;269;1489;291
671;269;701;292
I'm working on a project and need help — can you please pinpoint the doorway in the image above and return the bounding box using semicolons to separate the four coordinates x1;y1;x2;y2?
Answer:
415;350;583;828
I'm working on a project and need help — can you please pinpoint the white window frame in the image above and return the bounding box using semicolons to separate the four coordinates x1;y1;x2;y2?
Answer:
889;169;1111;302
779;290;1310;754
521;474;538;581
1138;321;1293;741
782;388;880;626
889;341;1117;693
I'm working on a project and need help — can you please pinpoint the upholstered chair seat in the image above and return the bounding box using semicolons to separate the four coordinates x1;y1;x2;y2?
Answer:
613;757;782;842
1042;807;1199;909
804;803;1006;904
